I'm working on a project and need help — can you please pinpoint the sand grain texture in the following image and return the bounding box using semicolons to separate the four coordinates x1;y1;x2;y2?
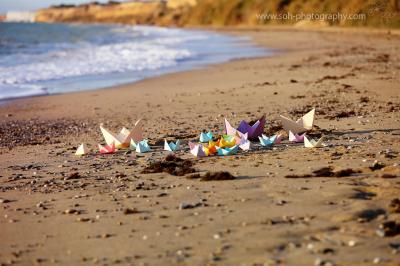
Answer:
0;27;400;265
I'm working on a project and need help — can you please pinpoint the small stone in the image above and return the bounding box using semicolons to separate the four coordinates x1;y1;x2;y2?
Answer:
276;199;287;206
210;254;221;261
321;248;335;254
64;209;78;214
314;258;335;266
377;221;400;237
373;257;381;264
123;208;139;215
0;198;10;203
213;233;221;239
347;240;356;247
179;202;202;210
76;217;91;222
370;161;385;170
64;172;82;180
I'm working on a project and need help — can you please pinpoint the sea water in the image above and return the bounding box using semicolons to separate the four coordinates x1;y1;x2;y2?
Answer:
0;22;268;101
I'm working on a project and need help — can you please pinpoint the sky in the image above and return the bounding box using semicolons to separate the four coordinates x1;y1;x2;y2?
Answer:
0;0;117;13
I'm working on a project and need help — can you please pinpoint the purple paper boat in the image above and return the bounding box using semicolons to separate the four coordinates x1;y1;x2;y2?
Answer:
225;115;266;140
288;131;306;143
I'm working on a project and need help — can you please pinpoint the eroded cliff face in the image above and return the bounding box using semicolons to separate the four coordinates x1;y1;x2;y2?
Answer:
35;0;400;28
35;1;196;26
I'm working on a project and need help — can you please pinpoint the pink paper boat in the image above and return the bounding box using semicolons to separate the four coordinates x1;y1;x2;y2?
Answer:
98;142;116;154
189;141;206;157
288;131;306;143
274;134;283;144
224;115;266;140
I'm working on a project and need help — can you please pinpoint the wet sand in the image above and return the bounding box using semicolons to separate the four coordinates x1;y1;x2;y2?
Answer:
0;27;400;265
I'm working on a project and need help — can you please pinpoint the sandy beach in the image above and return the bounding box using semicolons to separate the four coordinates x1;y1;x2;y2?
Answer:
0;26;400;265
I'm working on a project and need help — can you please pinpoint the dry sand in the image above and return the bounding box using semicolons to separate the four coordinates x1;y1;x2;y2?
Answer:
0;27;399;266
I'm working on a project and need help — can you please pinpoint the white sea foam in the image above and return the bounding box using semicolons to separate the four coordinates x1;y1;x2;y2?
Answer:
0;24;266;100
0;42;191;85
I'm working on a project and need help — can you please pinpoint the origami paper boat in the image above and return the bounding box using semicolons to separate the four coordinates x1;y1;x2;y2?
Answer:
164;139;180;152
98;142;116;154
222;134;235;142
280;108;315;134
216;145;239;156
130;139;151;153
224;115;266;140
259;134;277;147
304;136;324;148
200;131;213;143
100;119;143;149
75;143;89;156
233;134;251;151
234;132;248;145
189;141;206;157
216;137;236;148
274;134;283;144
239;139;251;151
288;131;306;143
203;141;217;156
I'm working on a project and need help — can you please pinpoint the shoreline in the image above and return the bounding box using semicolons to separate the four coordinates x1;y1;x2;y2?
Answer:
0;23;269;104
1;24;398;108
0;26;399;265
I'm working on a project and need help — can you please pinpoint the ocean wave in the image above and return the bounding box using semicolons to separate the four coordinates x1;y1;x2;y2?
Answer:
0;41;192;85
0;24;266;100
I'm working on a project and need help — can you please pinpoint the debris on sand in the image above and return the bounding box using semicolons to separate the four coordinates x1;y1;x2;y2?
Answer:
0;119;91;148
187;171;236;181
123;208;139;215
63;209;81;215
64;172;83;180
141;154;196;176
0;198;11;204
376;221;400;237
315;72;355;83
179;202;202;210
356;208;385;222
285;167;360;178
370;161;385;171
389;198;400;213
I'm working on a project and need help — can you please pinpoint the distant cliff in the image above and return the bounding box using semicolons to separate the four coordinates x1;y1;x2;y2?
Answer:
36;0;196;26
35;0;400;28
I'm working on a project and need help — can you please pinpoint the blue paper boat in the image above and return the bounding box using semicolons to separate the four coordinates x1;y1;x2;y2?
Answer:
259;134;277;147
216;145;239;156
200;131;213;143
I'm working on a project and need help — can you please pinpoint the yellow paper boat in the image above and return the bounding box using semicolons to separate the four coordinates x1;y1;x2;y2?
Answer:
216;137;236;148
203;141;217;156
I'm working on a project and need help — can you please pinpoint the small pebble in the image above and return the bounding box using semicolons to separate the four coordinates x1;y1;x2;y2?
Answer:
0;198;10;204
373;257;381;264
